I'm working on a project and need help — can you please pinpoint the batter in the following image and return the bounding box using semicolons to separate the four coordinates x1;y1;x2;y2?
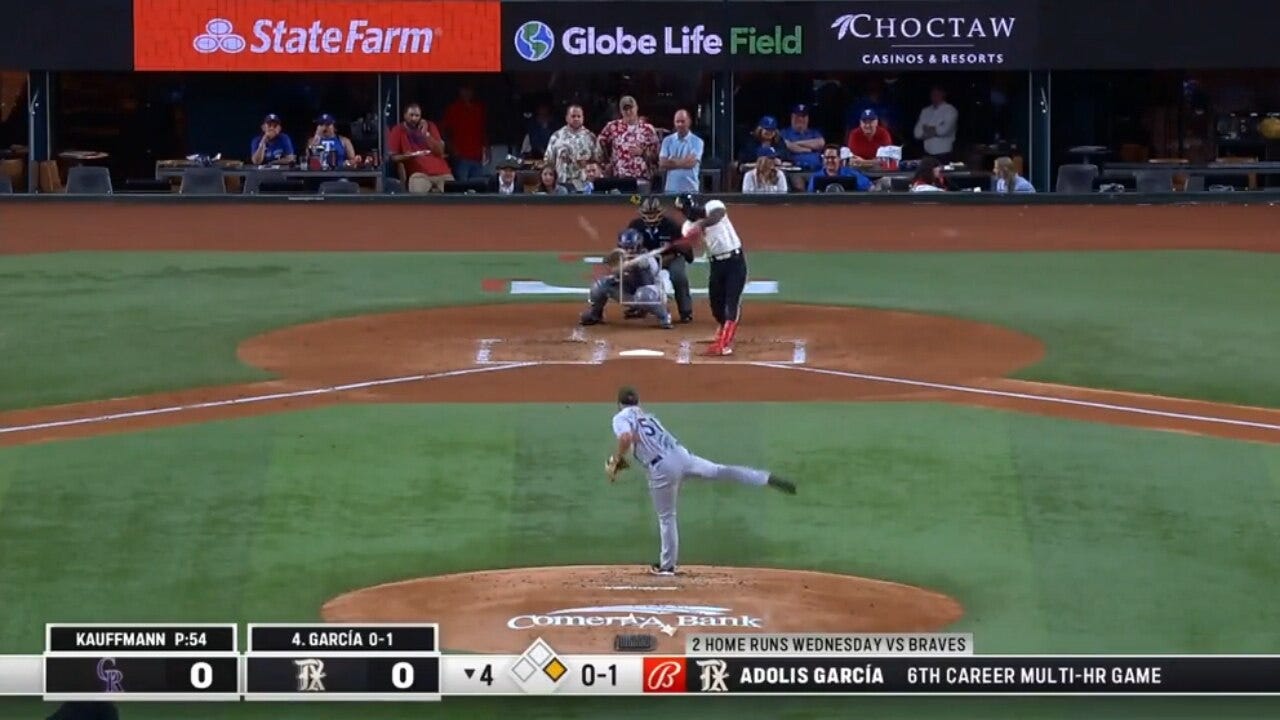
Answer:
606;386;797;575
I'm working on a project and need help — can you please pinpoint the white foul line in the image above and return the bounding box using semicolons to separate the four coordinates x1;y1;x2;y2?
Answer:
602;586;680;591
677;340;692;365
753;363;1280;433
0;363;537;436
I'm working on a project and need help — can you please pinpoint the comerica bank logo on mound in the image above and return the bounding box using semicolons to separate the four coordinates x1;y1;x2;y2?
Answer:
507;604;764;630
513;21;802;61
193;16;436;55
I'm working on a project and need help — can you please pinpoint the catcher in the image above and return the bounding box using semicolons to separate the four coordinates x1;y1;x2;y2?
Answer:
622;196;695;323
578;229;674;329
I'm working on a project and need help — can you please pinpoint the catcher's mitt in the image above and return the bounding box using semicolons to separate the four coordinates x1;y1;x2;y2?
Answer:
604;248;629;270
605;454;631;483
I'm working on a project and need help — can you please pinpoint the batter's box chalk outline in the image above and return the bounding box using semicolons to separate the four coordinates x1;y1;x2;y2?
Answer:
474;338;503;365
679;339;807;365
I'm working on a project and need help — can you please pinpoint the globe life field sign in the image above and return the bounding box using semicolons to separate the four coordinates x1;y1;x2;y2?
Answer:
500;1;809;70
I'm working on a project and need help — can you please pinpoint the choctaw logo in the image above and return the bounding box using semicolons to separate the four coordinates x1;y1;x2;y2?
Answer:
193;18;247;54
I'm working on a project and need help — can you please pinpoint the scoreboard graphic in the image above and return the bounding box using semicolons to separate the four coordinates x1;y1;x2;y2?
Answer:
8;625;1280;700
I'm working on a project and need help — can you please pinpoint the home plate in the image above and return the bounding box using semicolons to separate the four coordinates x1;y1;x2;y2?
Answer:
618;349;665;358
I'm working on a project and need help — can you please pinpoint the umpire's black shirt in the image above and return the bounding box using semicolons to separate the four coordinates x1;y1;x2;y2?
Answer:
628;217;693;263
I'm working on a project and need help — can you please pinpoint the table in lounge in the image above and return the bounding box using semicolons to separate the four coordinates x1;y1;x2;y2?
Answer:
155;164;384;192
1101;161;1280;190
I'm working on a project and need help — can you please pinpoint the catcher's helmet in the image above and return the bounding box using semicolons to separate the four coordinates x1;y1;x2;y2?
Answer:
617;228;644;252
673;192;705;220
638;195;663;223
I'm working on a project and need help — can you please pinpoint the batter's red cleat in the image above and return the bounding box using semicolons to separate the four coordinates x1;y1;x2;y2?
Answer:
703;342;732;356
721;320;739;351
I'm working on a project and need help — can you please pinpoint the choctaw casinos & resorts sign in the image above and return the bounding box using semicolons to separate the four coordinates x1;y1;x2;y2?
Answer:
821;0;1034;69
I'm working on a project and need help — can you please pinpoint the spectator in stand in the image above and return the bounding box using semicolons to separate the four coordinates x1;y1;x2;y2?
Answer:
741;147;788;193
597;95;660;181
659;109;703;193
440;85;488;181
520;103;557;159
387;103;454;193
847;109;894;166
909;156;948;192
993;156;1035;192
848;80;897;137
306;113;358;168
780;104;824;172
579;160;603;193
490;157;523;194
250;113;296;166
544;104;598;191
534;165;570;195
913;86;958;163
807;144;872;192
737;115;787;164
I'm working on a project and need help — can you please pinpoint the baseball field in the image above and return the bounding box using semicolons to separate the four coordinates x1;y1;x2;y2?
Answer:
1;200;1278;719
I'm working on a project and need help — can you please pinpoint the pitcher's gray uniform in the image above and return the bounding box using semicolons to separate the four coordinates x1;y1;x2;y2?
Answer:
610;386;796;574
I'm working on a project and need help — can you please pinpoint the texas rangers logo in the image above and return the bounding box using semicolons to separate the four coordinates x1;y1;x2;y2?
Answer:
294;658;327;692
696;659;729;693
96;657;124;692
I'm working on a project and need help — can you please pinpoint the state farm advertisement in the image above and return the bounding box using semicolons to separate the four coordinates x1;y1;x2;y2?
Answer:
133;0;501;71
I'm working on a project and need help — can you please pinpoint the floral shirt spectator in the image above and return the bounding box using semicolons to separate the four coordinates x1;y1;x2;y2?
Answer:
544;105;597;191
597;95;659;179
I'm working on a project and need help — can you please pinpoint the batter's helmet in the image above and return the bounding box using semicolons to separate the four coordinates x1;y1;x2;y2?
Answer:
617;228;643;252
673;192;704;220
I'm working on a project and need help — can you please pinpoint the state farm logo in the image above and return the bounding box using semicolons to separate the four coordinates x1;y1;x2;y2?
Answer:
191;17;438;55
507;604;764;633
642;658;687;693
194;19;246;54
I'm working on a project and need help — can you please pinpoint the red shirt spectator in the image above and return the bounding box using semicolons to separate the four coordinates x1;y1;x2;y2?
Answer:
387;103;451;177
440;86;487;165
846;109;894;162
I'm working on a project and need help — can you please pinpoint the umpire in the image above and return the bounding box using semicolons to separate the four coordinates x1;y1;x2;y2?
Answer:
626;196;694;323
674;192;747;356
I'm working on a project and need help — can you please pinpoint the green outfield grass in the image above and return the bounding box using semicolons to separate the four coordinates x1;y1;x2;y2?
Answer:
0;402;1277;719
1;403;1276;654
0;250;1276;411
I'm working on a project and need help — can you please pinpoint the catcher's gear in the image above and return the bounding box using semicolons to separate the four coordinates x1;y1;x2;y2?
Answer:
617;228;644;252
673;192;705;221
606;454;630;482
638;195;663;223
604;248;629;269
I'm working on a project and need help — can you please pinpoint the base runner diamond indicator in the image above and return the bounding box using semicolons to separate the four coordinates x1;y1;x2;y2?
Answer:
509;638;568;694
543;658;567;682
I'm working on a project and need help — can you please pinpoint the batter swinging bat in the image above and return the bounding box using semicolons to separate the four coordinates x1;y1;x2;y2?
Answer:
621;229;700;270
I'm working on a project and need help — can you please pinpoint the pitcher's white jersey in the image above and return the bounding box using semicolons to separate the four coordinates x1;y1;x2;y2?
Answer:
612;406;680;466
681;199;742;257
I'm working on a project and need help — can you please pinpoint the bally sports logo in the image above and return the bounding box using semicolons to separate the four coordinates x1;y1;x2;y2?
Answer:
507;604;764;632
642;657;687;693
192;17;436;55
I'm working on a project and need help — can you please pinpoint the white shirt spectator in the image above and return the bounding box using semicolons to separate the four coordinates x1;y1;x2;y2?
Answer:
914;99;959;156
742;167;788;193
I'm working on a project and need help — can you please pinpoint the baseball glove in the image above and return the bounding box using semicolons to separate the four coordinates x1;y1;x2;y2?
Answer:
604;248;629;270
605;454;631;483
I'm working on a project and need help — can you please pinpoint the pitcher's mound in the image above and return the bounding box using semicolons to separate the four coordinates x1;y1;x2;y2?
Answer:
321;565;963;653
